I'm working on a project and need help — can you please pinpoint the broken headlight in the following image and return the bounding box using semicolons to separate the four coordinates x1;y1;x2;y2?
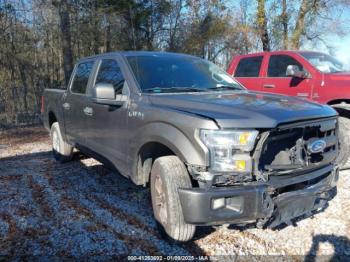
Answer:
200;129;258;172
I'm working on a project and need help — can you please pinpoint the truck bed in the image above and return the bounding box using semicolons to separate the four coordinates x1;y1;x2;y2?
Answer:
42;89;66;131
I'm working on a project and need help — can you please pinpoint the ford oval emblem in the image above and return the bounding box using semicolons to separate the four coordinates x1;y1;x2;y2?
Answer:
308;139;327;153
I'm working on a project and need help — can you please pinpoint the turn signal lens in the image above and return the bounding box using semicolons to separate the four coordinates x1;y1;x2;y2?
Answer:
239;132;250;145
235;160;246;171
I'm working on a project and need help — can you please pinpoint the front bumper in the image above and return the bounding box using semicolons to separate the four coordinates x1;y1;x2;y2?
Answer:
179;165;339;227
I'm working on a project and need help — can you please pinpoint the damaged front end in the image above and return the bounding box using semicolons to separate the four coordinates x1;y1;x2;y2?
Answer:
255;117;339;227
181;117;339;227
258;117;338;179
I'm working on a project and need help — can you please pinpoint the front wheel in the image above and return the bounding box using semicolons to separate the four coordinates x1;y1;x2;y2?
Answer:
150;156;196;242
337;117;350;167
50;122;73;163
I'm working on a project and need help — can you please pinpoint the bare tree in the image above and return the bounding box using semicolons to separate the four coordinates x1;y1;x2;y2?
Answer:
290;0;309;49
55;0;74;85
256;0;270;51
281;0;288;49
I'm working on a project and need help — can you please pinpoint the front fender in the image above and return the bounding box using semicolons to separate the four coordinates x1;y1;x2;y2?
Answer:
331;103;350;111
131;122;209;167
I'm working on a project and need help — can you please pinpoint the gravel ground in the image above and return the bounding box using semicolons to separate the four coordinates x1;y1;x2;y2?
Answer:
0;126;349;260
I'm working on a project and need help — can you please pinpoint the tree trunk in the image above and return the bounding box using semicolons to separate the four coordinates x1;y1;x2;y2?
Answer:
256;0;270;51
281;0;288;49
168;0;183;51
291;0;309;49
105;14;111;52
128;5;137;50
57;0;74;86
10;61;19;116
92;1;99;54
18;64;29;113
12;86;19;116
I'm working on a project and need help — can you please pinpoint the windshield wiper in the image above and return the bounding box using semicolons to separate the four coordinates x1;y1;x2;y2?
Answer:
144;87;205;93
144;85;242;93
208;85;242;91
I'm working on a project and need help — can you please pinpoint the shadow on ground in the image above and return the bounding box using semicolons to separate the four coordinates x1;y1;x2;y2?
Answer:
305;234;350;261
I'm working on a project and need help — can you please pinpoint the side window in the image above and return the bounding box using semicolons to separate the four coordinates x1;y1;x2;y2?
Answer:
95;59;125;94
71;61;94;94
268;55;303;77
234;56;263;77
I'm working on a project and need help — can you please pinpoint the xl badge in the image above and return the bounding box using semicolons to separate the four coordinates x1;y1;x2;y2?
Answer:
308;139;326;153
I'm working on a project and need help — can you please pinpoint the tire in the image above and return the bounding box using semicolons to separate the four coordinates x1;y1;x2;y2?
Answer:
150;156;196;242
337;117;350;167
50;122;73;163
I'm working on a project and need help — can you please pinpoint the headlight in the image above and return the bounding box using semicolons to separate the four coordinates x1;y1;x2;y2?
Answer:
200;129;258;172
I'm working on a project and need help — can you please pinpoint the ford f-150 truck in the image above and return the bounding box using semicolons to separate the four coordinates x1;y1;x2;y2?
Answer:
43;51;339;242
227;50;350;167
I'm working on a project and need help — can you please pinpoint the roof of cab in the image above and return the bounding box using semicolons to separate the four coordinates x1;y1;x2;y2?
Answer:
235;50;323;57
77;51;198;63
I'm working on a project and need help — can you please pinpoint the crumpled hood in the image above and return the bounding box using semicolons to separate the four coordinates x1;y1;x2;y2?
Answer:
148;91;337;128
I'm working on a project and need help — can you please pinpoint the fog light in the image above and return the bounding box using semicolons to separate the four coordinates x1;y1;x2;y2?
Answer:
212;198;225;210
225;196;244;213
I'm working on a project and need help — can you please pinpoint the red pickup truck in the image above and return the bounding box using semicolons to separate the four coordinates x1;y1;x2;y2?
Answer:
227;50;350;166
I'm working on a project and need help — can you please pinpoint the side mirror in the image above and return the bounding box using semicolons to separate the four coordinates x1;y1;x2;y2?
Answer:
286;65;308;78
91;83;127;106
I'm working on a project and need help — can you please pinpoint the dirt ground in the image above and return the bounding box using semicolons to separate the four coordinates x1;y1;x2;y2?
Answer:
0;126;349;260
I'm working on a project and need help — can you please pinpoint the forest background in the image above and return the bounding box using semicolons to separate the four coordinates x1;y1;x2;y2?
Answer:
0;0;349;125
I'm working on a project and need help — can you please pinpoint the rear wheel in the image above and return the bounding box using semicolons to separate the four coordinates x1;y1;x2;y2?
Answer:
150;156;196;242
337;117;350;167
51;122;73;163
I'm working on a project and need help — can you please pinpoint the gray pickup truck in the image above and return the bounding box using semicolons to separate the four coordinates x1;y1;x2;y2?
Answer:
43;51;339;242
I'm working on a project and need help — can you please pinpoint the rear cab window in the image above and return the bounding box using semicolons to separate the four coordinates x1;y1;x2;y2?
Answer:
70;61;95;94
267;55;303;77
234;56;263;77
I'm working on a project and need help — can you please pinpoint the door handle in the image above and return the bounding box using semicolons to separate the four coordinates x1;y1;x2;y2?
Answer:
263;84;275;89
63;103;70;110
83;107;93;116
297;93;309;97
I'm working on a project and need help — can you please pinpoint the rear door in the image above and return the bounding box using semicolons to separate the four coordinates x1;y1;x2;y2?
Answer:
84;57;129;170
64;60;95;145
233;55;264;91
262;54;313;99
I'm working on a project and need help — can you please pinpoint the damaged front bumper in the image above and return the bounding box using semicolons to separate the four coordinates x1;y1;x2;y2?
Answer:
178;165;339;227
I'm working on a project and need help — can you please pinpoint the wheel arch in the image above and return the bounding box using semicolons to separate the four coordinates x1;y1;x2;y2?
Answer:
48;111;57;127
130;123;207;186
327;99;350;118
134;141;176;185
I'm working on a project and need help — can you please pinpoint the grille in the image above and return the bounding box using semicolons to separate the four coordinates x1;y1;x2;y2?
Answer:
259;118;338;175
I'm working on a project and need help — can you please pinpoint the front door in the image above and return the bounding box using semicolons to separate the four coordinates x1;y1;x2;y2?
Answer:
84;57;129;171
262;54;313;100
233;55;264;91
64;60;95;145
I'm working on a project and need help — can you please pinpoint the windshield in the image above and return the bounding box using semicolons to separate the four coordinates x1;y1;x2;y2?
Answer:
126;55;243;93
300;52;344;73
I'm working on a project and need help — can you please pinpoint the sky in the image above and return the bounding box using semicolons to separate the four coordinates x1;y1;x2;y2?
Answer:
230;1;350;69
301;34;350;69
295;6;350;69
330;35;350;68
